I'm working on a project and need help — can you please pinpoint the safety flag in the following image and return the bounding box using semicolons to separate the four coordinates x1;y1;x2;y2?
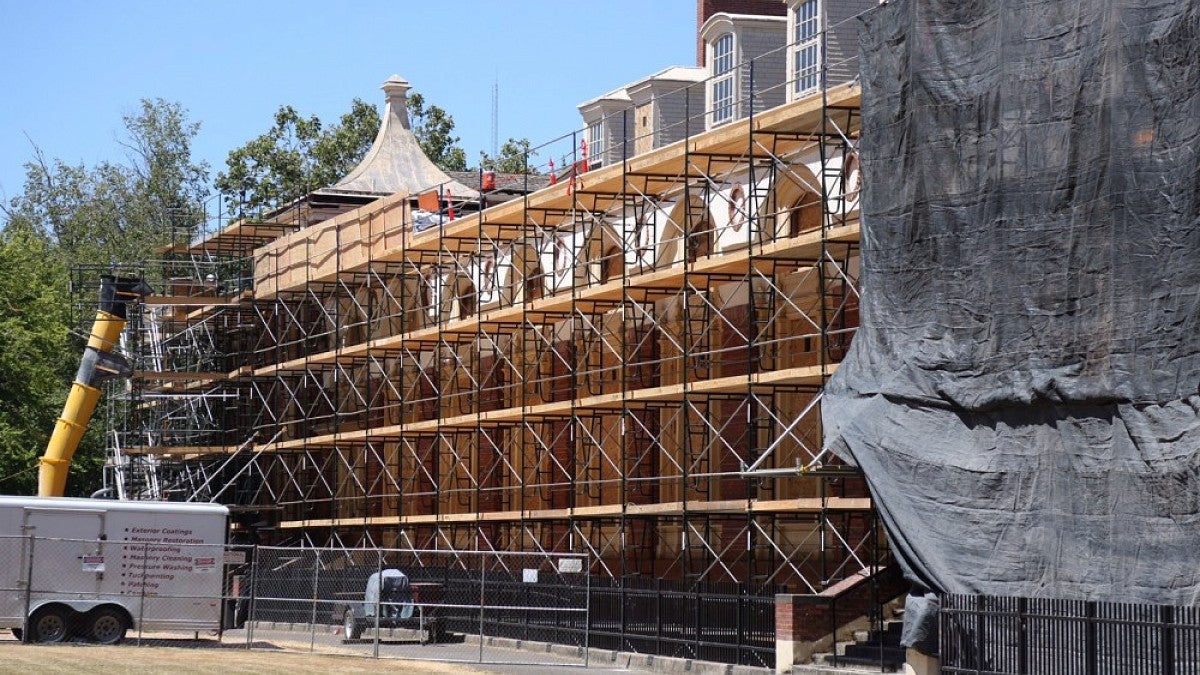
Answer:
446;189;455;221
548;158;557;185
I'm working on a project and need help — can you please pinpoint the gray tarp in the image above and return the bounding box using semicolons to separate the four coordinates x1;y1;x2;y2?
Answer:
824;0;1200;620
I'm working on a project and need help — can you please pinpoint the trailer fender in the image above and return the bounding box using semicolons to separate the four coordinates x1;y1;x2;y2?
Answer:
29;600;136;624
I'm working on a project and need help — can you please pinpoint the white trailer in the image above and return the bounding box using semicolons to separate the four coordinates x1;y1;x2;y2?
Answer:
0;495;229;644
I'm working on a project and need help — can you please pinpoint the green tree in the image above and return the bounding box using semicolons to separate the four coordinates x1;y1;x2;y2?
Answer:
479;137;539;174
408;92;468;172
215;99;380;216
8;99;209;267
0;98;209;496
121;98;211;234
0;218;82;495
313;99;382;184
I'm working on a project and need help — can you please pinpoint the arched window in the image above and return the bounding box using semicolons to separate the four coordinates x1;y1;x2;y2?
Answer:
711;33;736;125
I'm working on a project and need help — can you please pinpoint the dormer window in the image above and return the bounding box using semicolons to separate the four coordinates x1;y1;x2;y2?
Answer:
711;33;736;125
793;0;821;95
588;121;604;170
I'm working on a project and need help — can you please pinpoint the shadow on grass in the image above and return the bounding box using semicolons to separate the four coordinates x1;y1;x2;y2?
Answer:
341;632;464;646
130;638;285;650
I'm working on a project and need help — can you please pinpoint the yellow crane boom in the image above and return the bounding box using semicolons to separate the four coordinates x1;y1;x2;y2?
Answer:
38;275;152;497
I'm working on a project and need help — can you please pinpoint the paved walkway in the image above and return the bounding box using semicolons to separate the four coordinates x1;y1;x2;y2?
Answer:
224;625;773;674
223;626;631;673
3;624;772;675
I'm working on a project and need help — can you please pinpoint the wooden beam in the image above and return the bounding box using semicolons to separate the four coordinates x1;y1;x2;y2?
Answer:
119;445;241;456
274;494;871;529
131;371;227;382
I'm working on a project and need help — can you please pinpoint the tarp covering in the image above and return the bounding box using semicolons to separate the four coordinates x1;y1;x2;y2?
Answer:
824;0;1200;616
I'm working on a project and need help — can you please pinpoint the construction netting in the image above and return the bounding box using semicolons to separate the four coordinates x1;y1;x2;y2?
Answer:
824;0;1200;638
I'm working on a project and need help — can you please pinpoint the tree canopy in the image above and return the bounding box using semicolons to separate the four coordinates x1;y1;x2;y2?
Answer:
214;99;380;216
0;220;73;495
0;98;209;496
7;99;210;267
215;93;479;215
408;92;468;172
479;137;540;175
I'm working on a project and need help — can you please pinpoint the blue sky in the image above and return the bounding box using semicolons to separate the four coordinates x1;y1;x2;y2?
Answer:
0;0;695;202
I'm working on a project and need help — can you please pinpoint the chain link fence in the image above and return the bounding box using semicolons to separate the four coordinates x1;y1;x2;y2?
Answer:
243;545;590;666
0;536;591;668
0;534;229;644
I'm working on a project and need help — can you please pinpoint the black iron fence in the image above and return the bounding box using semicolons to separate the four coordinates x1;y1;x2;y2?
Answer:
941;594;1200;674
587;576;779;668
2;535;782;669
250;558;778;668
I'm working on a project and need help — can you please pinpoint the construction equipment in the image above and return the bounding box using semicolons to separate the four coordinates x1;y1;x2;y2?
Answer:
38;275;152;497
335;568;446;644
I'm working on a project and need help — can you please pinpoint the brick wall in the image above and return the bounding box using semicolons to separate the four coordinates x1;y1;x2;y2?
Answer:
697;0;788;65
775;564;907;669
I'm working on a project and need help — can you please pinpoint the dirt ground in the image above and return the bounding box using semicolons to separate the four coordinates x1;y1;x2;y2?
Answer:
0;638;483;674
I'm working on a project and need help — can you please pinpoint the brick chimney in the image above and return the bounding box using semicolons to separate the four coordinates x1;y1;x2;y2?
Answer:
696;0;789;65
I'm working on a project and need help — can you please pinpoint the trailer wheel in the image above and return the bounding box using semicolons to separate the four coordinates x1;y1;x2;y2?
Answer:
86;607;128;645
342;609;362;641
29;607;70;643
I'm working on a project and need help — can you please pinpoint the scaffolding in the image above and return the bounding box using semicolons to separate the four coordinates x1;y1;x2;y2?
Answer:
98;28;884;596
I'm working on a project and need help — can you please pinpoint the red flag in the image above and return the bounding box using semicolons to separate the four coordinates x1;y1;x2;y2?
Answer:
548;158;557;185
446;189;455;221
580;138;589;173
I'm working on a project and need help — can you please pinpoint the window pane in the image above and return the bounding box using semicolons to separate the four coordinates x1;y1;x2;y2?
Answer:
793;0;821;94
711;32;736;124
714;34;734;75
713;77;734;124
589;122;603;167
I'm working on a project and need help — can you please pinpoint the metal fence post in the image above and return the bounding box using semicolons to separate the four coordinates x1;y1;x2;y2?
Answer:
656;578;663;656
247;544;259;647
373;548;382;659
479;555;486;663
737;589;745;666
137;541;149;644
620;575;627;649
309;549;321;652
584;562;591;668
975;595;985;674
1017;596;1028;675
523;575;530;642
21;534;35;643
1085;601;1097;675
1163;605;1176;675
830;597;838;667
